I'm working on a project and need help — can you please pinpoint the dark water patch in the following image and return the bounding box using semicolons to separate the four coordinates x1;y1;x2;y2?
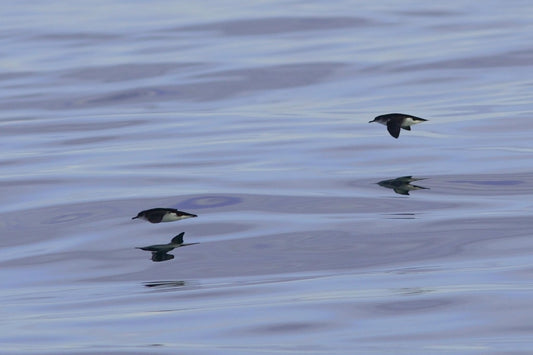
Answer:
175;16;376;36
85;88;165;105
424;215;532;254
362;49;533;76
396;75;466;85
0;202;122;245
29;32;122;42
396;9;463;17
3;249;124;269
55;135;118;146
399;49;533;71
42;212;96;225
0;177;67;186
126;158;246;169
461;115;533;133
0;117;145;134
0;71;35;81
247;321;326;335
46;62;345;107
436;176;531;196
431;20;524;32
61;62;204;82
375;298;453;313
450;179;522;186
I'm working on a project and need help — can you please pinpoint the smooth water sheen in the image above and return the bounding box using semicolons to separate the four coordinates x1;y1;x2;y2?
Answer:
1;1;533;354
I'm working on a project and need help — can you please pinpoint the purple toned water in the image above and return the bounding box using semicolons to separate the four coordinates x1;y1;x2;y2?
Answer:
1;1;533;353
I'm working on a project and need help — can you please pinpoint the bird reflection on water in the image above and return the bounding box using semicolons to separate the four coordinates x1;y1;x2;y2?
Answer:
136;232;199;262
377;176;429;195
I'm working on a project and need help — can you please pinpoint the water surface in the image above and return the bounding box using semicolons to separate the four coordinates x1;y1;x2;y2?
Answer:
1;1;533;354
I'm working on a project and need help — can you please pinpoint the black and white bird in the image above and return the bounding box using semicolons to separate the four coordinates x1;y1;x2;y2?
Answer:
369;113;428;138
132;208;197;223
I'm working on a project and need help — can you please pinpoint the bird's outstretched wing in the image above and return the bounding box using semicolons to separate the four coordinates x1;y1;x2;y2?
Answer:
386;120;401;138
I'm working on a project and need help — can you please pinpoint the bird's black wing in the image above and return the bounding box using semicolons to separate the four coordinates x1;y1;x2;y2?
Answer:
386;120;401;138
147;213;163;223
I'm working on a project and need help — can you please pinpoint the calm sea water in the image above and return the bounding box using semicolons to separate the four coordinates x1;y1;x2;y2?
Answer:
1;1;533;354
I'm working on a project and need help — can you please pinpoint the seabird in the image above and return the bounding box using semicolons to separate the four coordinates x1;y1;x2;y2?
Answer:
369;113;428;138
132;208;197;223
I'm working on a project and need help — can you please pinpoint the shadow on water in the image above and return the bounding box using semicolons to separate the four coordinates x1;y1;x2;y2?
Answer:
173;16;377;36
382;212;417;220
135;232;199;263
144;280;187;288
377;176;429;196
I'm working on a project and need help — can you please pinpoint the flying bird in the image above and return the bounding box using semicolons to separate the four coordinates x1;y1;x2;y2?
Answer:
369;113;428;138
132;208;197;223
